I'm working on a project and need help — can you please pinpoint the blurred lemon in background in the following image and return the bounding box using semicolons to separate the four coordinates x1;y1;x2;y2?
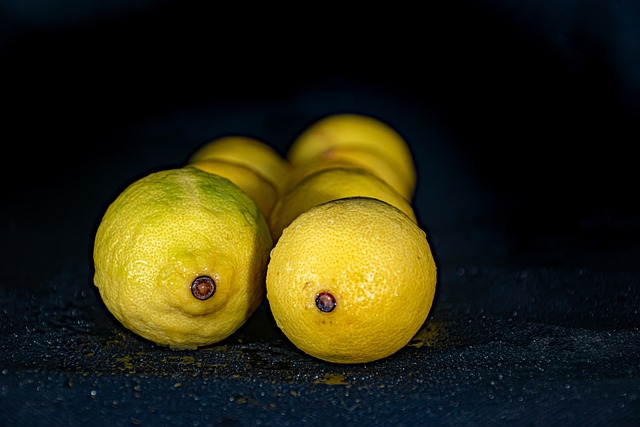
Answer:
269;167;416;242
287;114;416;199
189;135;291;196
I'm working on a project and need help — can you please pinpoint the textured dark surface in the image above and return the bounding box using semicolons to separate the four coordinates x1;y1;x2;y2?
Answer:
1;1;639;426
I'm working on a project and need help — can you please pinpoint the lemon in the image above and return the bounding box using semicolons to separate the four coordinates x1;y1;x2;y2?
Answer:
188;158;278;223
266;197;437;364
93;167;272;349
285;145;414;200
287;113;416;198
269;167;416;242
189;135;291;195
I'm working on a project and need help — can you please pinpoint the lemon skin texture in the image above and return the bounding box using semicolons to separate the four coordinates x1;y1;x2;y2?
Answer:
287;113;416;197
93;167;272;349
189;135;291;196
286;145;415;200
269;167;416;242
189;158;279;223
266;197;437;364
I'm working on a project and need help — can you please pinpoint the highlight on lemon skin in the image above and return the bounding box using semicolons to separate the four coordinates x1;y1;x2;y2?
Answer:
93;167;273;350
266;197;437;364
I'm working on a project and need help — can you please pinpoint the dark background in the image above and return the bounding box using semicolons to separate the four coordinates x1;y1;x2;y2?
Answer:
1;1;639;426
3;1;639;234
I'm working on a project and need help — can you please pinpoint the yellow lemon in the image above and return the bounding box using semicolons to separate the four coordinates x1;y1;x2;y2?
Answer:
266;197;437;364
93;167;272;349
189;135;291;195
285;145;414;199
188;158;278;223
269;167;416;242
287;113;416;198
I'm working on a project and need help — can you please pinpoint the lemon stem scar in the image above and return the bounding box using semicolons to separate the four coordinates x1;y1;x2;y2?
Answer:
191;276;216;300
316;291;336;312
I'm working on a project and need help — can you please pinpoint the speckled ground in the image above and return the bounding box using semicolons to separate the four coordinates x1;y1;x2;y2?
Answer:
1;229;638;426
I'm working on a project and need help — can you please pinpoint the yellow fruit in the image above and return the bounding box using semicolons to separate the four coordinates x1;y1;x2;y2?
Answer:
189;135;291;195
269;167;416;242
93;167;272;349
266;197;437;364
285;145;414;199
287;113;416;198
188;158;278;222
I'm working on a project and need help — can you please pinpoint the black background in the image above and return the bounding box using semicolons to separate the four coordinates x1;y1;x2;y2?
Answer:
1;1;639;426
3;1;639;239
3;1;638;203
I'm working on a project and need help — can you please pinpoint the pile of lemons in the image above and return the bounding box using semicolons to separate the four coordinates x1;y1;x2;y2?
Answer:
93;113;437;364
